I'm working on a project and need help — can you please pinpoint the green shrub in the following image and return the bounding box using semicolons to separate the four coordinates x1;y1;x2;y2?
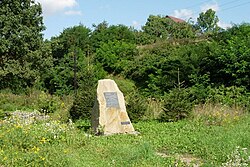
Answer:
160;88;193;122
126;91;148;122
37;91;61;114
49;95;73;122
69;89;95;121
0;90;72;122
206;86;250;109
112;76;136;95
188;84;211;104
189;85;250;111
0;92;33;111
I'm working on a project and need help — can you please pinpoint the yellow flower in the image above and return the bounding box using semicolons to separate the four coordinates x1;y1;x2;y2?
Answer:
40;156;45;161
32;146;40;153
40;137;47;144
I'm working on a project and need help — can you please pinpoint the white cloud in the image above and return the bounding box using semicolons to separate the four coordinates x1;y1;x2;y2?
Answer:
201;2;219;12
218;21;232;29
64;10;82;16
132;21;140;28
36;0;78;16
172;9;193;20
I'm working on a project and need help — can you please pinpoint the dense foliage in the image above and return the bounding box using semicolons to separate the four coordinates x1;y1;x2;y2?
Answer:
0;0;50;91
1;2;250;122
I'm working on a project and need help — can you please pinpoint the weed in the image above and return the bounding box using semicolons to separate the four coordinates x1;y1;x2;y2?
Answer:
192;103;246;126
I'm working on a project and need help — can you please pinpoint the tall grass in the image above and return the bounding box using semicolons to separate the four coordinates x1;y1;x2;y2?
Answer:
0;90;73;122
192;103;247;126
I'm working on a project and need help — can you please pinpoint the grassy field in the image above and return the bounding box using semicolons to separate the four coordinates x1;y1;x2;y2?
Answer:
0;111;249;167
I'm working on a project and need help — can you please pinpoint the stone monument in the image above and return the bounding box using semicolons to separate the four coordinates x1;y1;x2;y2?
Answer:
92;79;135;135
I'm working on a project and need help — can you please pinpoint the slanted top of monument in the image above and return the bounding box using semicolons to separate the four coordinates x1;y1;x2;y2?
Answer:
98;79;116;84
97;79;119;92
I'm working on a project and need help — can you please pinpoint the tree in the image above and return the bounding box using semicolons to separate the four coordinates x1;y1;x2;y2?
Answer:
50;24;91;65
141;15;195;43
46;25;106;94
196;9;219;33
142;15;173;41
0;0;46;91
95;40;138;74
214;24;250;88
90;22;136;50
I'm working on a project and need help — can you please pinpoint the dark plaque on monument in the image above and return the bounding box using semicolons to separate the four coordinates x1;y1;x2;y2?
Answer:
121;121;131;125
104;92;120;108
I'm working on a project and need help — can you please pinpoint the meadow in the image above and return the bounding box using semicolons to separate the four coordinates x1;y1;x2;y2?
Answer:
0;101;249;166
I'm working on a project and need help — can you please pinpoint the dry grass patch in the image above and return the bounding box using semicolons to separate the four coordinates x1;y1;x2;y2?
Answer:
192;103;246;126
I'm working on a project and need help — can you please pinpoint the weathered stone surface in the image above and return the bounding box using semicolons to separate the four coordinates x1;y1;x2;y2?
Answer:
92;79;135;135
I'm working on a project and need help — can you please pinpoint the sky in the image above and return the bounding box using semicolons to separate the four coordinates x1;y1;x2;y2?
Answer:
35;0;250;39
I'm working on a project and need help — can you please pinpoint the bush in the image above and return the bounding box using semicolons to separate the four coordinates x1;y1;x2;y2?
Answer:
68;64;101;121
37;91;61;114
190;85;250;111
206;86;250;110
69;89;95;121
126;92;148;122
0;90;72;122
0;91;34;112
160;88;193;122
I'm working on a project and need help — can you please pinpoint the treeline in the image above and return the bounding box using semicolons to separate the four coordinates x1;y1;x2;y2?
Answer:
1;0;250;121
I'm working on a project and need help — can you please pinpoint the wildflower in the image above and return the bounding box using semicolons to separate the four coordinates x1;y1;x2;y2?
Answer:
40;137;48;144
39;156;45;161
32;146;40;153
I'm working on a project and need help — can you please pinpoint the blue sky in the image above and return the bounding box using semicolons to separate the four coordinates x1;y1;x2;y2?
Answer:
36;0;250;39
